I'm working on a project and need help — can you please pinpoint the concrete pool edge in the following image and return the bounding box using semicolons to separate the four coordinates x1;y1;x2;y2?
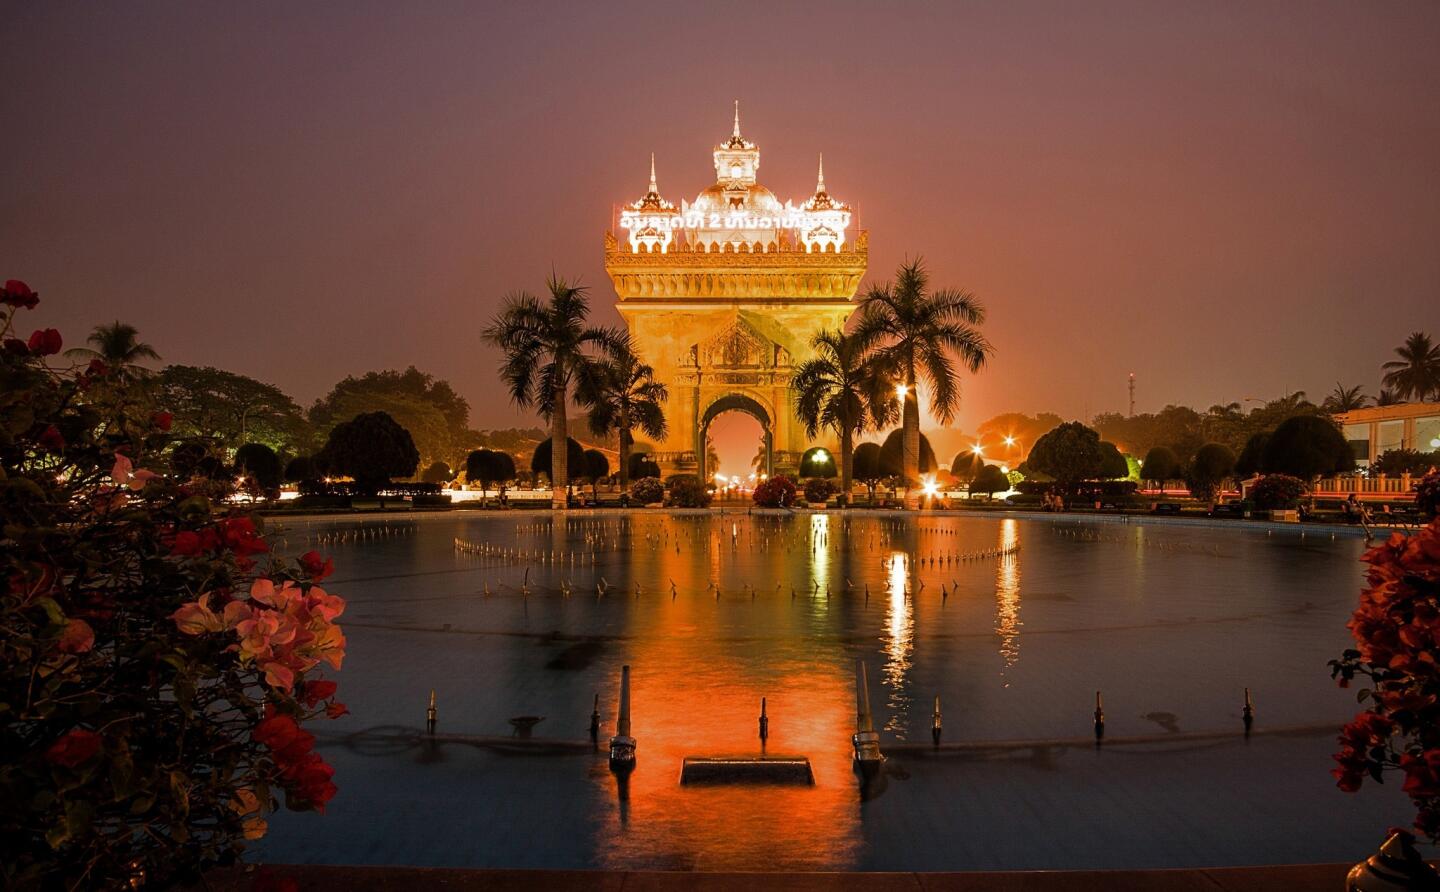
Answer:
198;862;1371;890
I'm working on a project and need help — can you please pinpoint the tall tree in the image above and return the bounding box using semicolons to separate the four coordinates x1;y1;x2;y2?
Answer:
1322;383;1370;414
310;367;469;469
853;259;992;506
575;340;667;496
791;329;893;501
484;276;623;509
156;365;307;453
1382;331;1440;403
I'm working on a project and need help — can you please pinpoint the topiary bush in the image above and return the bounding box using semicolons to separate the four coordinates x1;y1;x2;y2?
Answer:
234;442;283;499
803;477;837;504
753;475;798;508
319;411;419;495
631;476;664;505
666;474;711;508
1250;473;1307;510
0;279;349;888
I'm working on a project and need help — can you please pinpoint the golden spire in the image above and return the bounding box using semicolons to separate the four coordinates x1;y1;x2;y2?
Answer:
649;152;658;194
733;99;741;139
816;153;825;192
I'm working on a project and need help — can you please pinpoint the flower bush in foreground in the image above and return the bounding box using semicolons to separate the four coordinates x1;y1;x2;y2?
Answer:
752;475;798;508
1330;517;1440;842
0;280;347;889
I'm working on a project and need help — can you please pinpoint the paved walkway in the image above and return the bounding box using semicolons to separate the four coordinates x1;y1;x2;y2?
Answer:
205;863;1356;891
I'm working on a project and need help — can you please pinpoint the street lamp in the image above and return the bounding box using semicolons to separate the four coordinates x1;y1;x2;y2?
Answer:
971;444;984;456
1003;436;1016;447
895;384;908;400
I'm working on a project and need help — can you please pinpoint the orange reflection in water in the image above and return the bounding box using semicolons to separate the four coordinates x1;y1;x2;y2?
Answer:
588;519;862;871
995;518;1022;676
881;550;914;734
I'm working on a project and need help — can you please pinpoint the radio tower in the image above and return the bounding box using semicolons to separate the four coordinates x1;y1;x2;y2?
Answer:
1128;373;1136;417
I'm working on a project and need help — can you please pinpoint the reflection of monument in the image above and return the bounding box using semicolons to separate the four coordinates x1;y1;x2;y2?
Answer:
604;104;868;478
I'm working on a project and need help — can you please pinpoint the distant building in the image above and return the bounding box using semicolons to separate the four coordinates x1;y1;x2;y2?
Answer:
1336;401;1440;464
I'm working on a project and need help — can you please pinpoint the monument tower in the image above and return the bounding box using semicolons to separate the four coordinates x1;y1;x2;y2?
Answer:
604;104;869;479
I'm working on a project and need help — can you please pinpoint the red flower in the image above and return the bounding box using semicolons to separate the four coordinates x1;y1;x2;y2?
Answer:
26;328;61;355
1401;750;1440;798
151;411;173;431
37;424;65;452
219;516;270;559
45;728;102;768
325;701;350;719
86;358;107;376
252;713;301;752
298;550;334;582
2;279;38;309
300;679;337;707
280;751;337;810
275;728;316;762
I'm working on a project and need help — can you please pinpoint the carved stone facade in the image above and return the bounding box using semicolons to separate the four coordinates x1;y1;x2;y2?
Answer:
604;108;867;479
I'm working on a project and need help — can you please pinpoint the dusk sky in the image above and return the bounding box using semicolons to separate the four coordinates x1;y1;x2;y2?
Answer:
5;2;1439;458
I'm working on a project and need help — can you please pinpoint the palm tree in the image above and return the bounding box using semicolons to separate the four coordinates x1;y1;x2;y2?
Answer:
576;340;667;496
1322;383;1370;414
483;276;624;509
1382;331;1440;403
65;321;161;375
853;259;992;506
1376;388;1401;407
791;329;893;501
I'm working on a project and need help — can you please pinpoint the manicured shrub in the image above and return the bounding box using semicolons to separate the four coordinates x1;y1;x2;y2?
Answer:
320;411;419;495
234;442;283;495
1262;415;1353;479
1140;446;1180;484
878;429;937;479
1235;431;1270;477
530;437;585;484
1027;422;1106;491
284;453;326;483
951;450;985;482
667;473;711;508
753;475;798;508
1371;448;1440;478
421;461;453;484
799;446;838;479
631;476;664;505
803;477;837;504
971;464;1010;496
628;452;660;480
1250;473;1307;509
1186;442;1236;502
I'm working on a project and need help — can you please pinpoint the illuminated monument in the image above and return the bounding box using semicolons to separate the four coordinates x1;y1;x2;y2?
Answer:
604;104;868;478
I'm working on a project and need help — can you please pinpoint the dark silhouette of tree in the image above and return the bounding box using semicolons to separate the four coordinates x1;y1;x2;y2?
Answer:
798;446;839;479
233;443;283;498
1261;415;1354;481
421;461;453;484
792;329;892;499
65;321;161;374
1140;446;1180;486
531;437;586;497
581;448;610;501
1235;432;1271;478
1382;331;1440;403
465;448;516;505
1026;422;1107;493
1322;382;1370;414
854;259;992;501
484;275;625;509
879;429;936;479
1186;443;1236;504
319;411;420;495
971;464;1010;496
853;441;885;502
576;339;666;496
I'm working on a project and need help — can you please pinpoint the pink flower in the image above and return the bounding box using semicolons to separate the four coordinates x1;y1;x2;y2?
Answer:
57;618;94;654
110;454;158;492
298;551;334;582
304;586;345;622
171;594;229;635
250;578;302;610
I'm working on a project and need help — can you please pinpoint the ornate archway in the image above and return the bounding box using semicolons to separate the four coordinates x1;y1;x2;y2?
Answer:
698;392;773;482
603;109;868;480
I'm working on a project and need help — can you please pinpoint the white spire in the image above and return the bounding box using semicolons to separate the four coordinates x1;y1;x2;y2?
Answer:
648;153;657;194
816;153;825;192
733;99;741;138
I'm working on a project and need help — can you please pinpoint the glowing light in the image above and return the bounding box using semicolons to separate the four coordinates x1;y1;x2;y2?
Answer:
1003;436;1016;446
971;444;984;456
714;472;727;482
1000;464;1010;474
921;475;940;498
895;384;908;399
813;449;830;464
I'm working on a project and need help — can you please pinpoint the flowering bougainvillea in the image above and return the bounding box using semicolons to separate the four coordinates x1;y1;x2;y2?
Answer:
752;475;799;508
0;280;347;888
1330;518;1440;842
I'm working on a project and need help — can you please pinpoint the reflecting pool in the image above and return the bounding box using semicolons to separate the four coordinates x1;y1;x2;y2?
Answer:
255;511;1412;871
